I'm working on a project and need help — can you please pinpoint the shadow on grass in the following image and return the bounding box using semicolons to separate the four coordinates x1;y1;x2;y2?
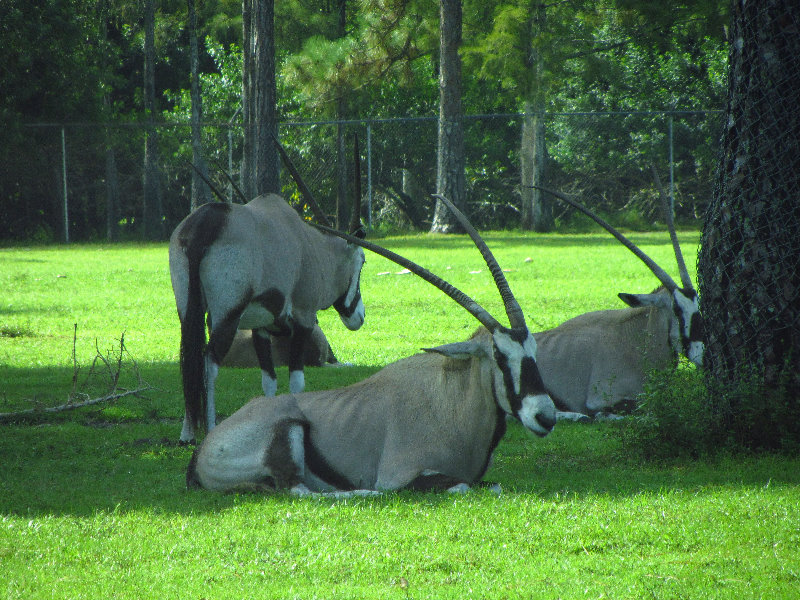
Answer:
3;360;798;518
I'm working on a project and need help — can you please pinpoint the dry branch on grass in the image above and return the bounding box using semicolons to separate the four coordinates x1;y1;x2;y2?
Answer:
0;325;152;421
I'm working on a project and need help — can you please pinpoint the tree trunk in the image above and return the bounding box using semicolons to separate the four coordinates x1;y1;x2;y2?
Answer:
519;2;552;232
142;0;163;240
698;0;800;396
252;0;279;196
241;0;254;199
430;0;465;234
188;0;210;210
335;0;349;230
104;141;119;241
520;105;552;231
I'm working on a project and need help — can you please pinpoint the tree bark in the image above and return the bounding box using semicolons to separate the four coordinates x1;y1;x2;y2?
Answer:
336;0;349;230
520;2;552;232
252;0;279;196
241;0;254;199
188;0;210;210
430;0;465;234
698;0;800;395
142;0;163;240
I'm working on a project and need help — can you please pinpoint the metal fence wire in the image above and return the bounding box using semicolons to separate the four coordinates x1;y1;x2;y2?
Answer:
697;2;800;398
7;111;723;242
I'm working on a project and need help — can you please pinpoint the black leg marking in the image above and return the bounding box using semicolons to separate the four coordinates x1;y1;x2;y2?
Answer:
289;325;313;373
406;473;469;492
252;329;276;380
303;423;355;490
263;419;306;490
207;318;239;366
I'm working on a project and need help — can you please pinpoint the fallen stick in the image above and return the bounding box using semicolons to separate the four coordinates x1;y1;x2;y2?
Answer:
0;385;152;421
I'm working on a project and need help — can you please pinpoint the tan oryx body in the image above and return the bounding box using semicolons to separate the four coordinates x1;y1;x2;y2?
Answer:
534;290;678;419
187;195;557;495
536;172;704;420
169;193;365;443
221;326;338;369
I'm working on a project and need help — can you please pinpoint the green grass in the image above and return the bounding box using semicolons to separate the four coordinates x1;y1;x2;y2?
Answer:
2;233;799;599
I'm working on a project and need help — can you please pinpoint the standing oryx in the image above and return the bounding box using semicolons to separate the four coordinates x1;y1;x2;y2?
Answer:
534;175;704;420
169;140;366;444
186;195;557;495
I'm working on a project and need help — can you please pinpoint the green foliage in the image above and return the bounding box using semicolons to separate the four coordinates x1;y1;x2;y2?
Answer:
620;363;800;460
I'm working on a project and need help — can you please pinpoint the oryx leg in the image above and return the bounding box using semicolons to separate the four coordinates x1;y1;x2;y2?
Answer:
204;316;239;431
288;324;313;394
406;471;473;493
252;329;278;397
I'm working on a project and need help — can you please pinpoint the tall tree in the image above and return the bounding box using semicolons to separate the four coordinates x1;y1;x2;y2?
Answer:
698;0;800;422
519;0;551;231
142;0;163;240
188;0;210;210
242;0;279;199
430;0;466;233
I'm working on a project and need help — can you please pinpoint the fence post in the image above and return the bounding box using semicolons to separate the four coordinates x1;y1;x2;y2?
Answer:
61;127;69;243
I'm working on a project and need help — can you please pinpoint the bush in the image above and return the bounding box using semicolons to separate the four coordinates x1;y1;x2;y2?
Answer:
618;362;800;460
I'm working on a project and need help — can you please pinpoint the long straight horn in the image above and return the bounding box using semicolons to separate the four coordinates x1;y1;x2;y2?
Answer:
350;134;363;234
432;194;526;330
310;222;502;331
271;134;333;228
186;160;225;203
212;158;247;203
650;164;694;291
535;185;680;292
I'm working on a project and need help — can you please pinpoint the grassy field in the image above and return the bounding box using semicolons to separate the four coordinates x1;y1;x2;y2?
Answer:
1;232;799;599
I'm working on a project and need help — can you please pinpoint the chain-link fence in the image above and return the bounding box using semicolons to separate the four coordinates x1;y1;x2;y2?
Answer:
4;110;722;242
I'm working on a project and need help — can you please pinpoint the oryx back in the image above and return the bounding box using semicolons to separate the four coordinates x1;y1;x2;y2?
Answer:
534;305;673;416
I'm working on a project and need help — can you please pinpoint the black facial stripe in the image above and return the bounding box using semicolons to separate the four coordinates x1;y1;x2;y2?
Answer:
689;313;704;342
333;287;361;317
492;340;548;417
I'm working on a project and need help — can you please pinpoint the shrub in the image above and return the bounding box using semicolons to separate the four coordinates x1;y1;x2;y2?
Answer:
618;362;800;460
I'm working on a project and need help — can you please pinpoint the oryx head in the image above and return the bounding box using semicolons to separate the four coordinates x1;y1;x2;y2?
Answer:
537;167;704;367
275;133;367;331
314;194;557;437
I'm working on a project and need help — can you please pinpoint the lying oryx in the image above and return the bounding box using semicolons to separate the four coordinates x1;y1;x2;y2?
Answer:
186;195;557;495
221;326;338;368
169;140;365;443
535;178;704;420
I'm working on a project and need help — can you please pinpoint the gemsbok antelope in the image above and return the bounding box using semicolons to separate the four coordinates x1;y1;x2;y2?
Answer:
186;195;557;495
169;139;366;443
534;174;704;420
221;326;338;369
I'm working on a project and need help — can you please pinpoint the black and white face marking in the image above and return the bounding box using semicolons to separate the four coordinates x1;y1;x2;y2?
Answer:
491;328;556;437
672;289;704;367
333;247;366;331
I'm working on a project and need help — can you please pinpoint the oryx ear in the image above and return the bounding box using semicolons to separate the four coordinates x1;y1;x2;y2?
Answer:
423;341;489;360
618;292;670;309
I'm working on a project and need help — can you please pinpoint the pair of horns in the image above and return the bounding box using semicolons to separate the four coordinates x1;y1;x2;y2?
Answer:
535;166;694;293
313;194;526;333
273;134;363;235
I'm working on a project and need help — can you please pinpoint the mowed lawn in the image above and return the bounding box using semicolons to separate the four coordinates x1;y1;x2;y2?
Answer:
1;232;798;599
